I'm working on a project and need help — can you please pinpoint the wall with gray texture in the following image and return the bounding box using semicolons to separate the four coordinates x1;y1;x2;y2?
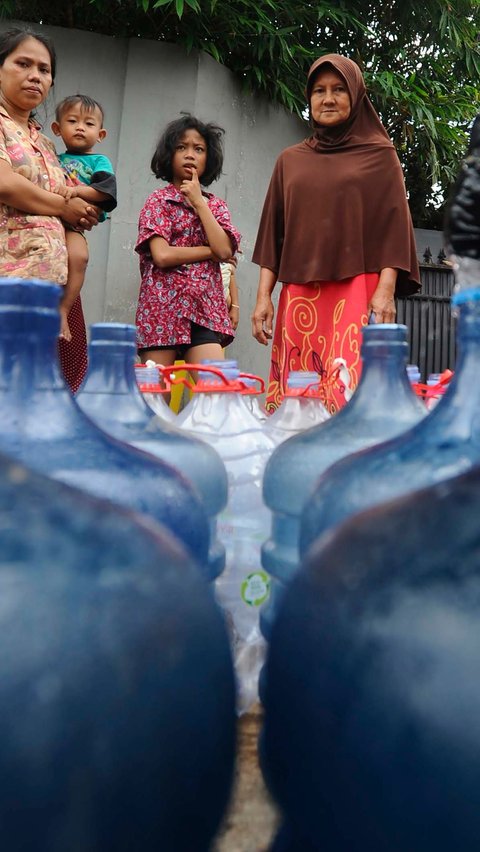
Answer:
2;21;306;384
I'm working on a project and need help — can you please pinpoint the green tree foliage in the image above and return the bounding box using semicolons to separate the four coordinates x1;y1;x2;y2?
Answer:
4;0;480;225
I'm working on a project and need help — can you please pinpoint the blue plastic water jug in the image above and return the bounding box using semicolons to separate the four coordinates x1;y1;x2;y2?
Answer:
300;292;480;559
0;279;209;572
76;323;229;580
0;448;236;851
264;462;480;851
261;324;425;639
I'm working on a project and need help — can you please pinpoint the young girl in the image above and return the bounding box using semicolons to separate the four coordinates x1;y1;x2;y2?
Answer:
135;115;240;369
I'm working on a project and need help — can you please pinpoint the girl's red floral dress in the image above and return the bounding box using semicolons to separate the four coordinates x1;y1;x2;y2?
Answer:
135;184;240;348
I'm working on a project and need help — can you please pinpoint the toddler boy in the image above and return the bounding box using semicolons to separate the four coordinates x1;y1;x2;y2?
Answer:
52;95;117;341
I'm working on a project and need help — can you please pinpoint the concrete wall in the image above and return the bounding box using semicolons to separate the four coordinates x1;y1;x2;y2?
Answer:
3;21;438;385
1;21;306;383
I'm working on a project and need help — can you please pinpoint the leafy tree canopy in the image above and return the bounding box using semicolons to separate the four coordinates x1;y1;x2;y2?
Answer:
4;0;480;226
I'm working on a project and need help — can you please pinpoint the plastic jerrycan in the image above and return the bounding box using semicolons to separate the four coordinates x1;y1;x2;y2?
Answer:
239;376;268;423
0;449;235;852
300;291;480;559
76;323;229;581
0;279;209;574
264;371;330;447
263;463;480;852
176;357;240;421
134;361;178;424
200;359;267;423
261;324;426;639
172;363;276;712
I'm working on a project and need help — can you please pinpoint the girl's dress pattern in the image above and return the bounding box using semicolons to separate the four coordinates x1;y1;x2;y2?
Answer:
135;184;240;348
0;107;88;394
267;273;379;414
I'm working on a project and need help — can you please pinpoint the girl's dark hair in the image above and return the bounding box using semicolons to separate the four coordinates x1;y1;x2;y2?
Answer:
0;27;57;80
151;115;224;186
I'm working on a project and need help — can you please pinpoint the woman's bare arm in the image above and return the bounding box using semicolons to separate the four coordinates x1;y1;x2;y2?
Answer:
0;160;98;229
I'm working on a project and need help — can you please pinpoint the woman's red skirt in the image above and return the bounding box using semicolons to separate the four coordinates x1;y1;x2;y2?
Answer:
266;273;379;414
58;296;88;394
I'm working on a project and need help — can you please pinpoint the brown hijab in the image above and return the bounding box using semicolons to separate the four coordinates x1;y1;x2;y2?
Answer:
252;54;420;296
306;54;393;151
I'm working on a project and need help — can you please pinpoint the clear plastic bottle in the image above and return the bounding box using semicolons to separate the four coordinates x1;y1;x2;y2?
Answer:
264;371;330;447
261;324;426;641
240;376;268;424
142;388;178;422
134;363;159;387
406;363;421;385
136;361;178;424
77;324;229;581
0;449;235;851
0;279;209;574
176;363;276;712
300;290;480;560
264;461;480;852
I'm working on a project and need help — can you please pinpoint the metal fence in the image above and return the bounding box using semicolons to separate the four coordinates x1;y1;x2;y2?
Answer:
396;263;456;382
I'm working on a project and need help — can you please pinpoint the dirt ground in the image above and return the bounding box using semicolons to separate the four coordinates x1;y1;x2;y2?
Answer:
212;704;280;852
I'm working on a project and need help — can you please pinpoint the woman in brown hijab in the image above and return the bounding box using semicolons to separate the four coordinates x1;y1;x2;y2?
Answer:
251;54;420;413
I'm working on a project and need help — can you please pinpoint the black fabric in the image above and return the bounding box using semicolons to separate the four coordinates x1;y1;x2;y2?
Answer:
138;321;223;356
89;171;117;212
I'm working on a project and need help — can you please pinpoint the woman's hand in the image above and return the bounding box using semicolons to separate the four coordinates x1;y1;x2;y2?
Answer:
252;291;274;345
368;268;397;323
252;267;277;344
62;198;99;231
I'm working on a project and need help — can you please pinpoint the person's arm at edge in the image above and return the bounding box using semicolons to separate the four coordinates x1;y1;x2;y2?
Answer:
252;266;277;345
368;267;397;323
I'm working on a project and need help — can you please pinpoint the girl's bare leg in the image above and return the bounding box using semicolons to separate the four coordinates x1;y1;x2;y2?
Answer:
185;342;224;384
138;348;177;404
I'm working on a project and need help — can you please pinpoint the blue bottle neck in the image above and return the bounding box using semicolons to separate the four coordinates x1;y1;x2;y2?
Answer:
85;340;141;394
347;337;418;417
80;338;151;423
0;310;67;396
0;282;85;439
